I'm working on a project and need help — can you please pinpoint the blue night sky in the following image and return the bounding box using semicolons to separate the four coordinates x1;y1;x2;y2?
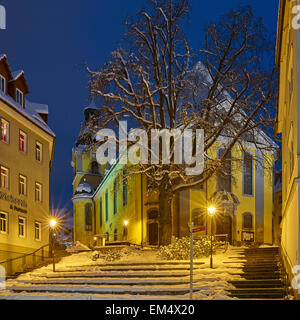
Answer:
0;0;279;211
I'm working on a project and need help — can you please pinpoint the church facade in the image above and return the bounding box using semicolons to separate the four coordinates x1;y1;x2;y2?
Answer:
72;107;277;248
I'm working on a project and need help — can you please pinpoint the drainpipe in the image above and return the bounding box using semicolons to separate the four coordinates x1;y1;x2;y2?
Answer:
141;174;144;248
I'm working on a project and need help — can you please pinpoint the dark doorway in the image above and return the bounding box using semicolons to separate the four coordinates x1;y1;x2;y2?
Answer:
148;223;159;245
215;214;233;244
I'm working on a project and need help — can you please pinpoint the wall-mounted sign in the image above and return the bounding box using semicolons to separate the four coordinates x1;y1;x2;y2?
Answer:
10;204;27;214
242;231;254;242
0;191;27;208
192;226;206;233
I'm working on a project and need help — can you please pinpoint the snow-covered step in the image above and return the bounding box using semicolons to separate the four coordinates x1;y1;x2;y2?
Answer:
58;265;204;272
229;280;283;289
0;290;183;300
15;278;193;286
31;271;192;278
70;261;205;268
7;284;204;296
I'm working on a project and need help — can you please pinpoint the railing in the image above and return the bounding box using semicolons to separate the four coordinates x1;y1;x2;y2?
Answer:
0;244;50;277
214;234;229;253
279;245;292;300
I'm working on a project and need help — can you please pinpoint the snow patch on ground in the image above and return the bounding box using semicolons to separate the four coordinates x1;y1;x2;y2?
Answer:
66;241;91;253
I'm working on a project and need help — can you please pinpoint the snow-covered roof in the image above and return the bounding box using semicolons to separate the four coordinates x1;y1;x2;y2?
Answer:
26;100;48;115
75;183;95;195
11;70;24;81
0;90;55;137
84;100;98;111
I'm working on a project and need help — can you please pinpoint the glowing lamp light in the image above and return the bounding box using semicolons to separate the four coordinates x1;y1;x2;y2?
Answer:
124;220;129;227
93;237;97;241
207;206;216;217
49;219;57;228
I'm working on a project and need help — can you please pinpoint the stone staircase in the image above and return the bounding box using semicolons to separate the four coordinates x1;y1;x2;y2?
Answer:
0;261;208;299
226;247;288;299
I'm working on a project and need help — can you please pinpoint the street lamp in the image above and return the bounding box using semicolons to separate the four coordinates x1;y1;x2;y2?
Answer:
49;218;57;272
207;206;216;268
123;220;128;241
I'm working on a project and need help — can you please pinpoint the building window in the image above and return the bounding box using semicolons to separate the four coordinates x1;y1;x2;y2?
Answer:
217;148;232;192
99;197;103;227
0;166;9;189
242;212;253;229
113;179;118;215
35;182;42;202
288;125;294;180
35;222;41;241
123;170;128;207
243;151;253;196
105;189;109;222
0;75;5;92
147;209;159;220
0;118;9;143
90;161;99;174
36;142;42;162
85;203;93;231
0;212;8;234
19;131;27;153
18;217;26;238
114;228;118;241
19;175;27;196
16;89;24;107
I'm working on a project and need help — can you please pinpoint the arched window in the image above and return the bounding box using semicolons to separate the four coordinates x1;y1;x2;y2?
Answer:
113;179;118;215
192;209;205;226
99;197;103;227
243;212;253;229
243;151;253;195
105;190;109;222
217;148;232;192
114;228;118;241
105;232;109;241
123;169;128;207
85;203;93;231
147;209;159;220
90;161;99;174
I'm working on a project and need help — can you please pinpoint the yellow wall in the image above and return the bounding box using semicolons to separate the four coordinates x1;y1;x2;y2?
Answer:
276;0;300;294
0;100;54;256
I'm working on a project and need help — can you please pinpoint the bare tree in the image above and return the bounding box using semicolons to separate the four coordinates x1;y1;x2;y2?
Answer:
83;0;277;245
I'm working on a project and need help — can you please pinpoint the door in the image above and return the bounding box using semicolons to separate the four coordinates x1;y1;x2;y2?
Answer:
216;214;232;244
148;223;159;245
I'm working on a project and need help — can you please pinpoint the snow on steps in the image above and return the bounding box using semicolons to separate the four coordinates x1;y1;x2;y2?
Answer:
6;284;206;296
0;248;257;300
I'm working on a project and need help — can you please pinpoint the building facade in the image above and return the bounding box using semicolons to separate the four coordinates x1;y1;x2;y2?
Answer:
72;107;277;248
0;54;55;261
276;0;300;298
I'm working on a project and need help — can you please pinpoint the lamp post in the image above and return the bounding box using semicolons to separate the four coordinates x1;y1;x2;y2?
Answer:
207;206;216;269
123;220;128;241
49;219;57;272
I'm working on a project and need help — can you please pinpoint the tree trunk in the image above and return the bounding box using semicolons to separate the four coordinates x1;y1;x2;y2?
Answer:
159;187;173;246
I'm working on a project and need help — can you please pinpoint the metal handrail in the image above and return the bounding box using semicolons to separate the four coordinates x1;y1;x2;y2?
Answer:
0;244;50;277
279;246;291;300
0;244;49;264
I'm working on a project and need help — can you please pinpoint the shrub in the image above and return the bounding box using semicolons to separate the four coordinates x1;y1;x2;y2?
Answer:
158;236;218;260
104;250;123;262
